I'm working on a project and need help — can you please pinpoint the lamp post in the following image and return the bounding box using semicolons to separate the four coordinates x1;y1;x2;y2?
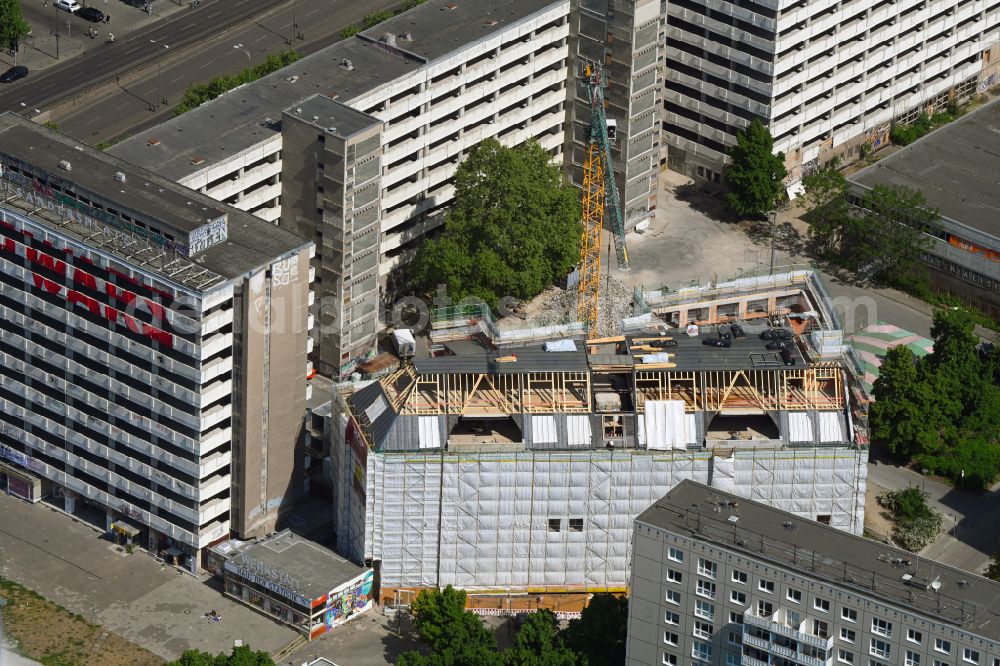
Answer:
233;43;251;68
150;39;169;110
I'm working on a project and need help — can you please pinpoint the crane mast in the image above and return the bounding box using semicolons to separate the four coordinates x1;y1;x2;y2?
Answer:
577;64;629;341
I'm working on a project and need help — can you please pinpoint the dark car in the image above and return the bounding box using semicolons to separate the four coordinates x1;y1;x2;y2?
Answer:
702;337;732;348
759;328;792;341
77;7;105;22
0;66;28;83
765;340;792;351
730;323;746;338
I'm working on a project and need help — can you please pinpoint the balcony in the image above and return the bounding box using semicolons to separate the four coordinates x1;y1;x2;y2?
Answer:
199;496;230;523
198;472;230;499
200;425;232;455
743;608;833;650
199;403;232;432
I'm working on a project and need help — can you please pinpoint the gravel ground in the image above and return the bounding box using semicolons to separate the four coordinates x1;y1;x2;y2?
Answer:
498;276;636;338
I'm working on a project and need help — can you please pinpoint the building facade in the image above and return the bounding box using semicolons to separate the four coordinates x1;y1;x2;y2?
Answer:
628;480;1000;666
325;270;868;603
663;0;1000;186
111;0;571;378
0;115;313;571
567;0;664;227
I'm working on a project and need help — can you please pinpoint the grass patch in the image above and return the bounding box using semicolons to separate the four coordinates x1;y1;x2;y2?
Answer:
0;579;163;666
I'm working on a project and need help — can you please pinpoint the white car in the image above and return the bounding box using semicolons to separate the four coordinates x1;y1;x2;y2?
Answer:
55;0;82;12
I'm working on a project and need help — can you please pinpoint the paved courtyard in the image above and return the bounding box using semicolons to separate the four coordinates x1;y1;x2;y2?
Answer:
0;492;298;662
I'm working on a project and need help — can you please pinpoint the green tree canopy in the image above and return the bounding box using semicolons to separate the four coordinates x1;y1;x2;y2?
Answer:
870;308;1000;490
800;159;849;256
561;593;628;666
0;0;30;50
169;645;275;666
409;138;581;309
724;119;788;217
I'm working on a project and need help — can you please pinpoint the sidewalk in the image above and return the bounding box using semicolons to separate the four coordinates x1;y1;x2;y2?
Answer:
0;492;298;661
1;0;189;76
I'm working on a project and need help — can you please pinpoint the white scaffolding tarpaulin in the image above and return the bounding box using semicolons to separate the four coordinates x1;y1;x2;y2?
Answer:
817;411;844;442
531;415;558;445
787;412;813;442
418;416;441;449
566;415;592;447
643;400;695;450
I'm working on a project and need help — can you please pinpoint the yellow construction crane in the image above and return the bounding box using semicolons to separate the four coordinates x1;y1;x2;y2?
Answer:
577;64;629;341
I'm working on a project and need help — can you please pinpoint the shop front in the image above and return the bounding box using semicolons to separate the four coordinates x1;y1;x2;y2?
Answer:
0;461;42;502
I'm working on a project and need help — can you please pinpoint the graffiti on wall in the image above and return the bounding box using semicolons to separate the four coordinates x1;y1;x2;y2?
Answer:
323;570;374;630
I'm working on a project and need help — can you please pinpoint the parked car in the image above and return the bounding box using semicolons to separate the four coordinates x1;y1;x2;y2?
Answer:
701;337;732;348
729;323;746;338
55;0;81;11
0;66;28;83
759;328;792;341
77;7;105;22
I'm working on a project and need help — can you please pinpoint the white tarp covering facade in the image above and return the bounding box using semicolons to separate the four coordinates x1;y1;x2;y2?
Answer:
642;401;695;450
531;415;558;445
566;415;592;447
343;445;868;590
418;416;441;449
787;412;814;442
818;411;845;442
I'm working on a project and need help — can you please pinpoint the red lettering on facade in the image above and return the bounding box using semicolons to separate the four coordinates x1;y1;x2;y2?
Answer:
72;268;97;291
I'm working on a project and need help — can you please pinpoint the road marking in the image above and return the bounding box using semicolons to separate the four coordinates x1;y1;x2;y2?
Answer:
254;34;268;42
305;7;320;16
168;74;185;83
124;46;141;55
198;60;213;69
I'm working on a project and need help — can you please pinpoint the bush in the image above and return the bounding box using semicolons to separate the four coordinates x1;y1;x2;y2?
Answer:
340;24;360;39
363;10;394;28
877;486;943;551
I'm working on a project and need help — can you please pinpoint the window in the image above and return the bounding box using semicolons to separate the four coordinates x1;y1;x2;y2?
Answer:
729;611;743;625
664;631;679;646
870;639;891;659
726;653;740;666
666;590;681;605
871;618;892;638
667;569;683;584
842;607;858;623
569;518;583;532
787;588;802;603
813;620;829;639
840;650;856;664
728;631;741;645
814;597;831;612
695;600;715;621
934;661;951;666
907;651;921;666
841;628;856;643
756;600;773;617
907;629;922;644
668;547;684;562
871;661;889;666
732;570;748;584
693;621;713;639
548;518;561;532
697;558;717;579
758;579;775;593
963;649;980;665
696;580;716;600
692;641;712;661
663;653;677;666
935;640;951;655
730;590;746;605
665;611;680;625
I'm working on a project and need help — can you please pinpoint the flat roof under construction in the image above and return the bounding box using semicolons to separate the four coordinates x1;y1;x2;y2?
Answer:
627;330;806;372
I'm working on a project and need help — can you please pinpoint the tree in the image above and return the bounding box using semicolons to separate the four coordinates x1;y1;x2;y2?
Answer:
800;159;850;256
852;185;937;281
562;593;628;666
169;645;274;666
397;586;501;666
985;552;1000;581
0;0;30;51
504;610;580;666
409;139;581;309
724;119;788;217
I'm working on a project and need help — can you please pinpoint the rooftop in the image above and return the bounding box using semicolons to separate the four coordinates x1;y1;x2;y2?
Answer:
110;0;564;181
414;342;590;374
284;95;381;140
850;98;1000;241
226;530;367;604
639;480;1000;640
0;115;310;291
625;329;806;371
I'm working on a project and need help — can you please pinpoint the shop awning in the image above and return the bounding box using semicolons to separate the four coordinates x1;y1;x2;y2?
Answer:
112;521;140;537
